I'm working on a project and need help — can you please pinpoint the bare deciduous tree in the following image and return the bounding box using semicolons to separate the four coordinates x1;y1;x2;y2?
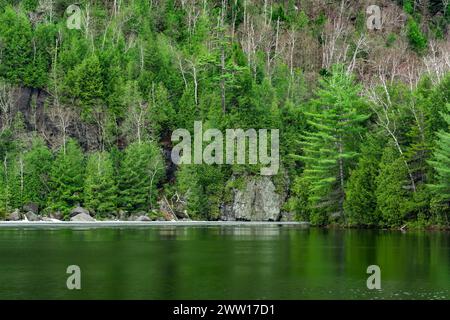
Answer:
366;69;417;192
49;106;75;155
0;83;15;133
423;40;450;85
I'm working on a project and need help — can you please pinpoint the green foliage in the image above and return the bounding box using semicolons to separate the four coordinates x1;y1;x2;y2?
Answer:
22;138;52;208
65;55;105;118
403;0;414;14
344;136;383;226
293;65;369;222
428;104;450;205
119;141;165;213
0;0;448;228
0;6;54;88
406;18;428;54
21;0;38;11
0;7;33;86
175;164;226;220
287;176;311;222
386;33;397;47
84;152;118;216
48;140;85;215
375;146;411;227
148;83;177;139
0;152;21;211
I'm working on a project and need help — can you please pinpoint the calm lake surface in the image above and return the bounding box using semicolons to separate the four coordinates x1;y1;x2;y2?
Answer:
0;225;448;299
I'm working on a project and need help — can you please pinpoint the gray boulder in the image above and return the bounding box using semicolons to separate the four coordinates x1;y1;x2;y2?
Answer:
127;215;137;221
7;209;22;221
25;211;40;221
23;202;39;214
136;215;151;222
50;211;63;220
70;206;90;218
118;210;128;221
70;212;95;222
41;217;61;222
128;212;147;221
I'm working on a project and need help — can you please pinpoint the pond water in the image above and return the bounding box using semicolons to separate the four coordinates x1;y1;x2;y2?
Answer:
0;225;448;299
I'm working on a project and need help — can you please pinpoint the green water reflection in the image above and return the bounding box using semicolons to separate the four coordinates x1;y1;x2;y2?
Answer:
0;226;448;299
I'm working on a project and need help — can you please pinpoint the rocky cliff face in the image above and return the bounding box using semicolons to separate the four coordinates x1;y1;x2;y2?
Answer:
221;176;282;221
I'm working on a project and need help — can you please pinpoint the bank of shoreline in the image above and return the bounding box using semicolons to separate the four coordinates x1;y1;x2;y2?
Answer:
0;221;448;231
0;220;310;228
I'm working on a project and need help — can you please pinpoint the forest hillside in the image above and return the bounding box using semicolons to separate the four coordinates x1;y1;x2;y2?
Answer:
0;0;449;227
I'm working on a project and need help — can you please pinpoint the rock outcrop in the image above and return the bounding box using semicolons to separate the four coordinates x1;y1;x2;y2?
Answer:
25;211;40;221
50;211;63;220
70;207;90;218
23;203;39;215
221;176;282;221
41;217;61;222
136;215;151;221
7;209;22;221
70;212;95;222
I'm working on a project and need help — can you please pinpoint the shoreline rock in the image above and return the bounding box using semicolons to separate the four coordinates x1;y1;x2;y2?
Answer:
70;207;90;218
70;212;95;222
23;203;39;215
221;176;282;221
25;211;40;221
6;209;22;221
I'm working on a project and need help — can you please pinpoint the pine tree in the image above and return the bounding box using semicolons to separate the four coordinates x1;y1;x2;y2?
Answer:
22;138;53;208
0;7;33;86
0;113;28;213
294;65;369;223
375;146;411;227
0;6;54;88
175;164;226;220
428;104;450;205
344;135;383;226
119;141;165;213
84;152;117;217
65;54;105;119
148;82;176;139
406;17;428;54
48;139;85;215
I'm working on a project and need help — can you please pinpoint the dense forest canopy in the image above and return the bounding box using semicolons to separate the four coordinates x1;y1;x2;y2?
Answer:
0;0;449;227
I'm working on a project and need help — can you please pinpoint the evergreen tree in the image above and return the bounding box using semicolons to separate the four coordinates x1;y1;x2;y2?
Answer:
0;7;33;86
148;82;176;139
344;135;383;226
175;164;226;220
0;6;54;88
428;104;450;205
22;138;52;208
65;54;105;119
294;65;369;223
84;152;117;217
375;146;411;227
406;17;428;54
48;140;85;215
119;141;165;213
